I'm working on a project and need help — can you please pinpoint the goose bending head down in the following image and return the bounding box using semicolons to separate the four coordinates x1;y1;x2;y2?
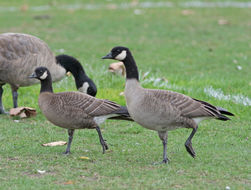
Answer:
0;33;96;114
29;67;132;154
103;46;234;164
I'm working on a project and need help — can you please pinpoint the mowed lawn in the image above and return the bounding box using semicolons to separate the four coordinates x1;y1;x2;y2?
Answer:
0;0;250;189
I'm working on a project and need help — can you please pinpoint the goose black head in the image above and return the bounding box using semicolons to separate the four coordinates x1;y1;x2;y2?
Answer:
29;67;50;80
102;46;129;61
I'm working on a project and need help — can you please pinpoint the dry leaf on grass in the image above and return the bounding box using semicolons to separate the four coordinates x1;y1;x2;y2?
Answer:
10;107;36;118
108;62;125;77
181;10;194;15
37;170;46;174
64;180;74;185
80;156;90;160
42;141;67;147
20;4;29;12
218;19;229;25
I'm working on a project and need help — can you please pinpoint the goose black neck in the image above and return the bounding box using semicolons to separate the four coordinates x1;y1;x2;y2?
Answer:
123;51;139;81
56;54;87;89
40;74;53;93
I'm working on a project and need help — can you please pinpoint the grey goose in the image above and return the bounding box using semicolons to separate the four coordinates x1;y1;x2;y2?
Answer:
0;33;96;113
29;67;132;154
102;46;234;163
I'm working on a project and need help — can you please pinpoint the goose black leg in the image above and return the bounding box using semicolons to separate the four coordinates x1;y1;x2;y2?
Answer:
11;86;19;108
185;126;198;158
96;126;108;154
156;131;169;164
0;85;7;114
64;129;75;155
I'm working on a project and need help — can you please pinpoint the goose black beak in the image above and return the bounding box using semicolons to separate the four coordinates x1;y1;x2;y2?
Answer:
29;73;37;79
102;52;113;59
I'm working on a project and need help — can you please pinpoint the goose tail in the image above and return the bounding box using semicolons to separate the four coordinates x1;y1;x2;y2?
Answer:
193;98;234;121
216;107;234;121
109;106;134;121
216;107;235;116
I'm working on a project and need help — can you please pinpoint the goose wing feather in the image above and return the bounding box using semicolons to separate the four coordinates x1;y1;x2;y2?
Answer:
54;91;122;117
0;33;53;61
0;33;65;85
149;89;220;118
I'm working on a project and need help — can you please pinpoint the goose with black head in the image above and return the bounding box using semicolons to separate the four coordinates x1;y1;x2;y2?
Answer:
0;33;96;113
102;46;234;164
30;66;132;154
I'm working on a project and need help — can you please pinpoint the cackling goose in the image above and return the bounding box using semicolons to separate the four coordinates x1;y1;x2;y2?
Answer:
102;46;234;164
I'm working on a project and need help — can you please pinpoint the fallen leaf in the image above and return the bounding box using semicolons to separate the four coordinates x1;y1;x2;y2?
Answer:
108;62;125;76
42;141;67;147
218;19;229;25
37;170;46;174
80;156;90;160
20;4;29;12
64;180;74;185
181;10;194;15
10;107;36;118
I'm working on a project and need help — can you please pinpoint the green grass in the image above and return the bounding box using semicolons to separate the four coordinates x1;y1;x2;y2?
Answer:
0;0;251;189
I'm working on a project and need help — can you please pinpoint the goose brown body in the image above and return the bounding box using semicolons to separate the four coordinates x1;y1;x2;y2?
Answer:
0;33;96;113
39;91;122;130
31;66;131;154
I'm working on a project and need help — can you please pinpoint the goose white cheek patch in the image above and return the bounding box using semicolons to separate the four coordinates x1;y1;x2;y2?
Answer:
115;50;127;61
40;71;48;80
78;82;89;94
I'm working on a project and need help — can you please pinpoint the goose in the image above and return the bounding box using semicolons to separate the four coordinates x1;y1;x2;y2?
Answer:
102;46;234;164
56;54;97;96
0;33;96;113
29;66;132;154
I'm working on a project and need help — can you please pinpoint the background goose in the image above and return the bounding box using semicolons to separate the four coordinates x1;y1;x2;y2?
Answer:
102;46;234;164
0;33;96;113
29;67;132;154
56;54;97;96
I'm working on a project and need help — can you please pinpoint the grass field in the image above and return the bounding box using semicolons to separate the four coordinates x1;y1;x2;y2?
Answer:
0;0;250;189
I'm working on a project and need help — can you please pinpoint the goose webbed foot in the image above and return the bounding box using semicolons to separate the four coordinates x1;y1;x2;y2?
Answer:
153;157;170;165
101;139;108;154
185;141;196;158
185;127;197;158
63;150;71;155
96;126;108;154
